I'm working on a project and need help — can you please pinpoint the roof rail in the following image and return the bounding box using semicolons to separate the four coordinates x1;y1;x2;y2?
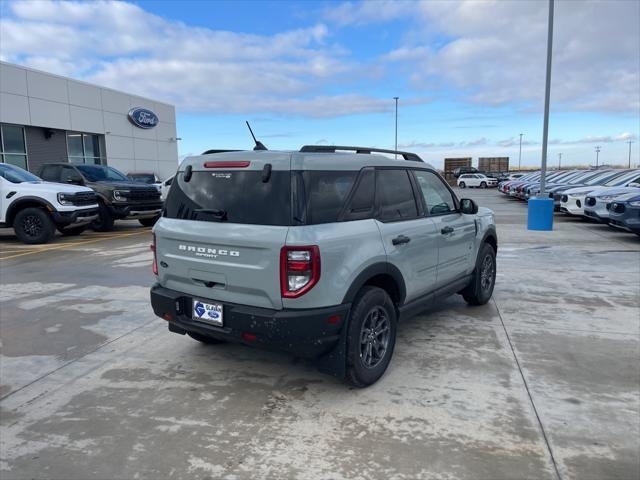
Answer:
201;149;242;155
299;145;423;162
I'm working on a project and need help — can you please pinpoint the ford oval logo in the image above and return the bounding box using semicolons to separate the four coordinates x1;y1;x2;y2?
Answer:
128;107;159;129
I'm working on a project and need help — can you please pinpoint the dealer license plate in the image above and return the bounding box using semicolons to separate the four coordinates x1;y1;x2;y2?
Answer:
192;299;223;326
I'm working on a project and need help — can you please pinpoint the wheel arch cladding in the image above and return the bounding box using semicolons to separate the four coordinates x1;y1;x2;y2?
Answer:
482;227;498;252
342;263;406;308
7;197;54;225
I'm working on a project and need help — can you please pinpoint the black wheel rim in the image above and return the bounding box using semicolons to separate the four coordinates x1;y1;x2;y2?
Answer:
359;306;390;369
480;253;495;291
22;214;43;237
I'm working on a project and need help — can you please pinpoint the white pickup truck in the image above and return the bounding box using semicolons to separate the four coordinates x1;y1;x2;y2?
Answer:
0;163;99;244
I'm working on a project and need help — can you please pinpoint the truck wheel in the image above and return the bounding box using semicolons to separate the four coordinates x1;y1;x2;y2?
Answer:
459;182;466;188
91;202;115;232
461;242;496;306
480;181;487;188
187;331;225;344
345;286;397;388
58;225;87;236
13;208;55;244
139;216;159;227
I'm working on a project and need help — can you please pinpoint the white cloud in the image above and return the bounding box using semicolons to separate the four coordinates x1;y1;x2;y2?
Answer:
338;0;640;114
1;0;427;117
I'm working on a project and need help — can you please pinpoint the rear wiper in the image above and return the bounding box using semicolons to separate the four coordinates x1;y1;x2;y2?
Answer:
194;208;227;222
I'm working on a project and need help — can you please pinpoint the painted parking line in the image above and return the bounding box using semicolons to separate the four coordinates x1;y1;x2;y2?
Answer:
0;230;151;261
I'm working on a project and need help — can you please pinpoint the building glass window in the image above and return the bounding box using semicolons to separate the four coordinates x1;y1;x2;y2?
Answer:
0;124;28;170
67;132;103;165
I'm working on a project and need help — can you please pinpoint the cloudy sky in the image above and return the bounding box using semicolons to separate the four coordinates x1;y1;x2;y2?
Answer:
1;0;638;168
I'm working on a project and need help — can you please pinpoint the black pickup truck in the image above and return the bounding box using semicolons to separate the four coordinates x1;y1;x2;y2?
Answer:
38;163;162;231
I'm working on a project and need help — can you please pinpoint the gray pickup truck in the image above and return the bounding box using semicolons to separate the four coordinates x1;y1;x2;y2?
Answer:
150;146;497;386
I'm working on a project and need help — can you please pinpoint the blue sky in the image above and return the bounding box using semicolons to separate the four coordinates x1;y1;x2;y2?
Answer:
1;0;638;168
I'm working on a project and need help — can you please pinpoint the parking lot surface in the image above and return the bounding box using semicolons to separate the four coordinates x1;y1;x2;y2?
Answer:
1;190;638;480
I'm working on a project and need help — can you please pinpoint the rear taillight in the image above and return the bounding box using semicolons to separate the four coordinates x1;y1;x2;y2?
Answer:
280;246;320;298
203;161;250;168
151;233;158;275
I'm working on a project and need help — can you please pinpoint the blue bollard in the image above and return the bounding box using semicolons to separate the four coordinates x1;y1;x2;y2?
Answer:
528;197;554;231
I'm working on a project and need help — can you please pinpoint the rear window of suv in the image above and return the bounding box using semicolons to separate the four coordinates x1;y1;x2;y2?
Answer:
165;170;291;226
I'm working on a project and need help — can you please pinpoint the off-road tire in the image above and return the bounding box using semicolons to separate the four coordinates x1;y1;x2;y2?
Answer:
461;242;496;306
91;202;115;232
187;331;225;344
58;225;87;236
139;216;160;227
345;286;397;388
13;208;55;244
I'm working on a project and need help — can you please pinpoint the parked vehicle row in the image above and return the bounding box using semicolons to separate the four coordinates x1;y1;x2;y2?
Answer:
497;168;640;236
0;163;172;244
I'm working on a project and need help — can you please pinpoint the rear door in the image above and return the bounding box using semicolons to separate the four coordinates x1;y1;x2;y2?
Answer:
412;170;476;288
374;168;439;303
156;153;291;310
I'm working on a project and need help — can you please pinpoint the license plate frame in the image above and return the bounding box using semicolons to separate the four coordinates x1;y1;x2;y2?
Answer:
192;299;223;327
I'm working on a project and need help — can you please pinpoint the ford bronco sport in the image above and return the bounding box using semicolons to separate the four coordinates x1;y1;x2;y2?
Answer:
150;146;497;387
38;163;163;231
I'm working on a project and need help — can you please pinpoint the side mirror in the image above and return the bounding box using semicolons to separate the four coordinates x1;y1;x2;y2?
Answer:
67;175;84;185
460;198;478;214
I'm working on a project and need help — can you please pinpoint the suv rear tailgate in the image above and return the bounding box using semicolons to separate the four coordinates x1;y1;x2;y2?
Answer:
156;219;288;310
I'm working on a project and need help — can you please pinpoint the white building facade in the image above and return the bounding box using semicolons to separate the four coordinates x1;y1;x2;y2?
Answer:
0;61;179;179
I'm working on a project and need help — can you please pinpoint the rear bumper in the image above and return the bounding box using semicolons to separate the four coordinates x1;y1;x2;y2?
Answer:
150;283;350;358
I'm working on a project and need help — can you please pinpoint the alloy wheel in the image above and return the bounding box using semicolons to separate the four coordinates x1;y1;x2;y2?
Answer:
359;306;391;369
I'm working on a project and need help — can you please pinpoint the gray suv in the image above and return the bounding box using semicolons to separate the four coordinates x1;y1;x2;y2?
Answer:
150;146;497;386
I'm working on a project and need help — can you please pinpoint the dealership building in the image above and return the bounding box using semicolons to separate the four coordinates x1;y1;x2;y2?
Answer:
0;61;179;179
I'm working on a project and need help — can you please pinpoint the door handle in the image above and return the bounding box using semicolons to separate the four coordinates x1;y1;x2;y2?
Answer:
441;226;454;235
392;235;411;246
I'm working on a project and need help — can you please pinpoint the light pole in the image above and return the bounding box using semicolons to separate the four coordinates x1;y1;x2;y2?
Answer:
558;152;562;170
528;0;555;232
393;97;399;159
518;133;523;170
595;146;601;168
628;140;634;168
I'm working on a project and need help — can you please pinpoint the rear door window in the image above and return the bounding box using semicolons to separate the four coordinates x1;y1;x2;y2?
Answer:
375;169;419;222
40;165;61;182
164;170;291;226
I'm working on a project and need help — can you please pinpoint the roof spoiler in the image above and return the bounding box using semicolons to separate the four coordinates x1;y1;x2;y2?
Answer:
201;149;242;155
299;145;423;163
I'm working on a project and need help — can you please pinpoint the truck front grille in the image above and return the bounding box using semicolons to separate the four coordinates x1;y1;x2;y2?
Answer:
71;191;98;206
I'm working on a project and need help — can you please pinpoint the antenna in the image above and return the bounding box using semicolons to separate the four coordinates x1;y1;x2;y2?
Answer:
245;121;267;151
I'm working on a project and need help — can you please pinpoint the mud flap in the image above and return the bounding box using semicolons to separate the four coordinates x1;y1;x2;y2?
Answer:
315;307;350;379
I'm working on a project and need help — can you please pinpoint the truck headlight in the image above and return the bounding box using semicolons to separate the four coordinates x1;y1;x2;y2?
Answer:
629;201;640;207
113;190;130;201
598;195;617;200
57;193;74;205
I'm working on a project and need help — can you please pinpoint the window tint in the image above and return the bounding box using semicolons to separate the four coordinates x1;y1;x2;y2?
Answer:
343;168;374;221
165;170;291;226
375;169;418;221
300;171;357;224
40;165;61;181
76;165;128;182
414;170;457;215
